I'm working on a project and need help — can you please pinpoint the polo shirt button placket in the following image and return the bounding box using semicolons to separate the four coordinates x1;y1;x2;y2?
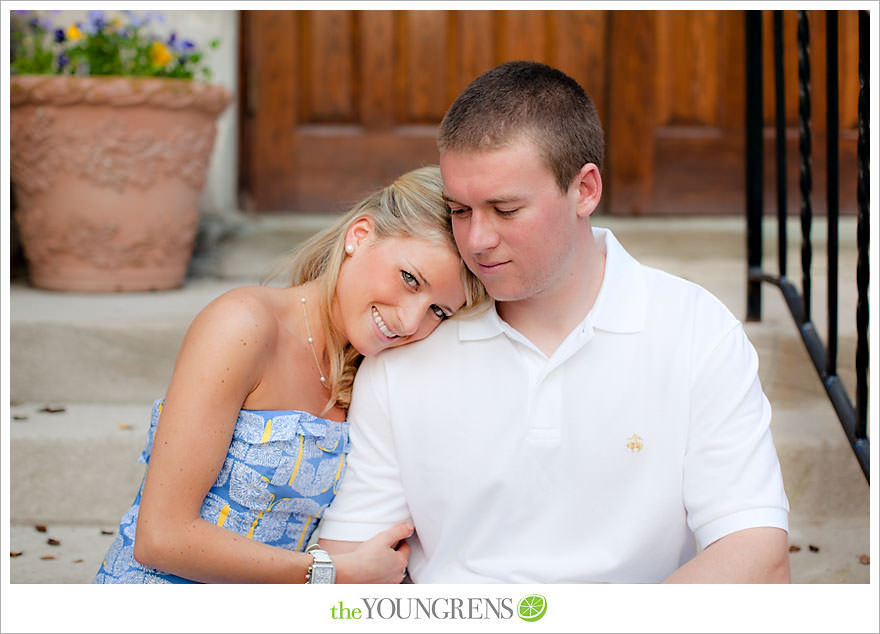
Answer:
526;361;563;447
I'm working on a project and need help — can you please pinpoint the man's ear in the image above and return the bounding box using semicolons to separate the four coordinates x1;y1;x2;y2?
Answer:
573;163;602;219
344;215;375;249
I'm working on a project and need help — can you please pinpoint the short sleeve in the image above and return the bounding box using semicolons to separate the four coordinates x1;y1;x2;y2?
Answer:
317;354;412;541
683;321;790;549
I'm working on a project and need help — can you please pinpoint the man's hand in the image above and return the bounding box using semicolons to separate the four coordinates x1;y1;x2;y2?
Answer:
663;526;790;583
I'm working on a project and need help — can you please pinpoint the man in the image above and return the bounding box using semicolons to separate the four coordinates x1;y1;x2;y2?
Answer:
318;61;790;583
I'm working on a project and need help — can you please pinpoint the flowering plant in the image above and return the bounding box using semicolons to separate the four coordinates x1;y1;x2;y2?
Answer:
10;10;218;79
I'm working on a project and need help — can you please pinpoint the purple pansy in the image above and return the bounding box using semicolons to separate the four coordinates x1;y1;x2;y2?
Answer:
87;10;106;30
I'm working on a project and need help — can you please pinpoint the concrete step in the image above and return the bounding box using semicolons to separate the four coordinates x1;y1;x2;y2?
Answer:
9;402;152;526
10;522;117;584
10;279;238;404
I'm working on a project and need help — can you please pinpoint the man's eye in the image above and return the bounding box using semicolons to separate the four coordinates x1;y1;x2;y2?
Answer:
401;270;418;287
495;207;518;215
431;305;448;320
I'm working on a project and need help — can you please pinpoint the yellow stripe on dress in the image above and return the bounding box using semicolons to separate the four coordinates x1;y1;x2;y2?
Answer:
294;514;314;552
247;493;276;539
260;419;273;443
287;435;305;486
321;453;347;494
217;504;231;527
333;453;346;494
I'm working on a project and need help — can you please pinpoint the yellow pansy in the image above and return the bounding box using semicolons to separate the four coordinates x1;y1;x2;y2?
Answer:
66;24;83;40
150;41;172;67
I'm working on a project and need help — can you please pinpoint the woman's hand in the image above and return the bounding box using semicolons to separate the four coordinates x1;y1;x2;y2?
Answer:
333;523;413;584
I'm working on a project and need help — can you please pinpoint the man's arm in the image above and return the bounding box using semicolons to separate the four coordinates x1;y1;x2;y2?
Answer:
318;538;363;555
318;355;413;546
319;538;361;555
680;307;790;583
663;526;790;583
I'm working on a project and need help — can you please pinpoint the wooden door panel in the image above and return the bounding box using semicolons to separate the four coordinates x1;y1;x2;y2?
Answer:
300;11;356;123
239;9;860;215
399;11;449;123
360;12;394;130
241;9;611;213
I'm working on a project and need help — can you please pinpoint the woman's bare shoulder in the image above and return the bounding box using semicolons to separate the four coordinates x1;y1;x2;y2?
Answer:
186;286;288;353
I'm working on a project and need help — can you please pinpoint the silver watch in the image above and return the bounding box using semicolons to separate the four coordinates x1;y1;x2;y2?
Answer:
305;544;336;584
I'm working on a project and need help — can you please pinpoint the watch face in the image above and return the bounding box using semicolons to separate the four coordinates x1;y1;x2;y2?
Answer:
311;564;335;584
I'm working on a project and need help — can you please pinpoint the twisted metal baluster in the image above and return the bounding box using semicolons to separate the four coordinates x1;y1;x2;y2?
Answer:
797;10;812;322
826;10;839;378
773;11;787;278
855;10;869;441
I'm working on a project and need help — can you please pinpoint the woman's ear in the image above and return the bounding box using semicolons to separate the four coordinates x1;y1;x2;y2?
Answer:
344;215;375;252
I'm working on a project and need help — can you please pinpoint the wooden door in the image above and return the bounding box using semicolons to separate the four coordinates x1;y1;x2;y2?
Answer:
239;9;860;215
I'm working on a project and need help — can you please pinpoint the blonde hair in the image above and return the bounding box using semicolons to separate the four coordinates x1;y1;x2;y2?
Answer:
265;166;488;413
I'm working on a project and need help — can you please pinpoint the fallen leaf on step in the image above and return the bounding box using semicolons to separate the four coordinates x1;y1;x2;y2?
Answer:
10;551;23;558
859;554;869;565
808;544;820;552
47;538;60;546
40;556;55;560
73;559;84;564
789;545;801;552
100;529;115;535
39;405;66;414
35;524;47;532
117;424;134;430
13;415;28;421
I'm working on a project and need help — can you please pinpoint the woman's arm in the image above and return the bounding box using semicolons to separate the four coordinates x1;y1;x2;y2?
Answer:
133;289;409;583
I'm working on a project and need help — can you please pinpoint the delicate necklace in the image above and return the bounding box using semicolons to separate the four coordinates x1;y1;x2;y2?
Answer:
301;296;328;389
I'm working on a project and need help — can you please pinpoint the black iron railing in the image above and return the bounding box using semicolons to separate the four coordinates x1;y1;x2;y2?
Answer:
745;10;870;482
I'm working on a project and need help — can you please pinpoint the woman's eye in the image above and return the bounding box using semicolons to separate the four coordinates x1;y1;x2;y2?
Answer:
431;305;448;320
401;270;418;287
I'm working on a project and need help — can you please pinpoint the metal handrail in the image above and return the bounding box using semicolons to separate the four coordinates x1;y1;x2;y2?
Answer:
745;10;870;481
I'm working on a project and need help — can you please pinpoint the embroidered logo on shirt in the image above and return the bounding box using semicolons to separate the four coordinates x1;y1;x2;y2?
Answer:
625;433;644;454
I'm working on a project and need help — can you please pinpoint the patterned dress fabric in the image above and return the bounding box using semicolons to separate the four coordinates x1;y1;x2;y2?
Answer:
93;399;350;583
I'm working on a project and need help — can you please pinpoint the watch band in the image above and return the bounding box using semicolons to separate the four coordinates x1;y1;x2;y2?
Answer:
305;544;336;584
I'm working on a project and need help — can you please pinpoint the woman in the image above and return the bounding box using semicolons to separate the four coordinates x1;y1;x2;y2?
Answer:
93;166;488;583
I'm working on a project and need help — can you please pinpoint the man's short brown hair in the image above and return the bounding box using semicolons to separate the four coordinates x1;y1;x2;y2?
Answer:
438;61;604;193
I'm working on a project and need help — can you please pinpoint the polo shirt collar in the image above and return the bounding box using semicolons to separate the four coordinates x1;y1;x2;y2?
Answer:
589;226;647;334
457;226;647;341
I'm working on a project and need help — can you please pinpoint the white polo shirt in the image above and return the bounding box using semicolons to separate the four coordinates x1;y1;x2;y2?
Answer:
320;227;789;583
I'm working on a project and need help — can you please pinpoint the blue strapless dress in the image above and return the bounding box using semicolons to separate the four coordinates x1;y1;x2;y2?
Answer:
93;399;350;583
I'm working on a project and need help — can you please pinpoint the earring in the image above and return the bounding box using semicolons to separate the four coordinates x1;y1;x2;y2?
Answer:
345;244;355;255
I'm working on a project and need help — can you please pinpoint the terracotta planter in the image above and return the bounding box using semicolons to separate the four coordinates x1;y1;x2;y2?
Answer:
10;75;231;291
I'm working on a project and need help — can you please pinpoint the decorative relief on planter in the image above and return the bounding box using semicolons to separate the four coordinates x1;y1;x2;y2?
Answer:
11;110;216;194
15;202;199;270
10;75;231;292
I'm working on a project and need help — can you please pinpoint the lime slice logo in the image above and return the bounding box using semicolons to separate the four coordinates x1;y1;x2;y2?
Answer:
517;594;547;622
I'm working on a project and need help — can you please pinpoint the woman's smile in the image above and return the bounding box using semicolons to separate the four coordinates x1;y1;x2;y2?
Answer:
372;306;399;341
